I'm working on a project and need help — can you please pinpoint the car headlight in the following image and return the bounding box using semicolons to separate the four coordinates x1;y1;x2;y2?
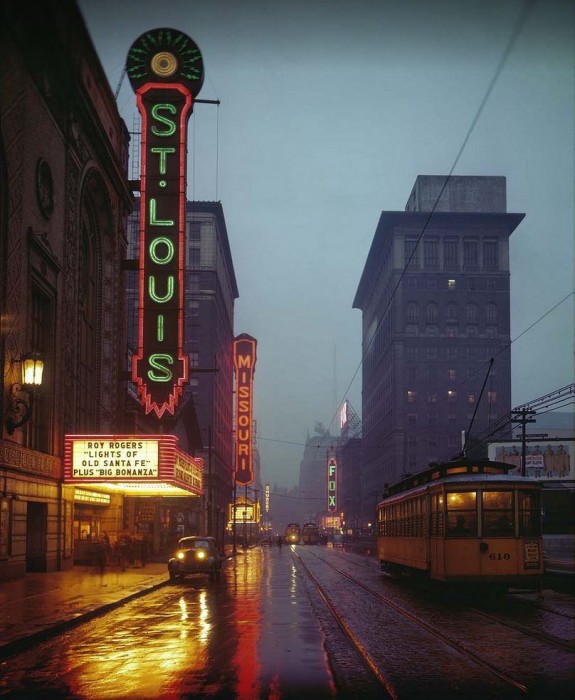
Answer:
176;551;185;560
196;550;206;560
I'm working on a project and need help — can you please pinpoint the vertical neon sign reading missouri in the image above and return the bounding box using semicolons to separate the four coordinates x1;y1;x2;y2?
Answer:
233;334;257;485
127;29;204;417
327;457;337;512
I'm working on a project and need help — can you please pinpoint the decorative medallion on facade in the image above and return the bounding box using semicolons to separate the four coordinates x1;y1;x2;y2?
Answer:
35;158;54;220
126;29;204;418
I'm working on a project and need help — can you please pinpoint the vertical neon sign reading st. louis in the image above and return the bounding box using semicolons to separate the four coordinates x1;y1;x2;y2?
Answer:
327;457;337;512
126;29;204;418
234;334;257;485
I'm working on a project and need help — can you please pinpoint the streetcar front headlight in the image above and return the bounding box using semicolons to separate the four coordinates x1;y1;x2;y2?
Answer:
176;551;185;561
196;550;206;560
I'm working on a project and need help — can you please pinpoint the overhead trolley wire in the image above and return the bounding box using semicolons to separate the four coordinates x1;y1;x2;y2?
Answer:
326;0;537;436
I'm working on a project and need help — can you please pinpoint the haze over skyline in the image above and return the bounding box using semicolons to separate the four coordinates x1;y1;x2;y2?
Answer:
78;0;574;489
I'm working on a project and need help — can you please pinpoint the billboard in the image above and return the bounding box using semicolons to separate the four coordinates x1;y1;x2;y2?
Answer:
488;440;573;480
126;28;204;418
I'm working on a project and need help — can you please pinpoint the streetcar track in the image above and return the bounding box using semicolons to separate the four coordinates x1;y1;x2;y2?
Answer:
300;547;530;694
470;607;575;651
292;550;398;699
332;547;575;648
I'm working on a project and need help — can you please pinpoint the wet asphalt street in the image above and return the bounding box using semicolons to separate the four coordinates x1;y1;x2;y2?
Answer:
0;546;337;699
1;544;573;699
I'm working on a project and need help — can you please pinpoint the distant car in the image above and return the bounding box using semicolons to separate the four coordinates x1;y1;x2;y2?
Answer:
332;534;344;549
168;536;223;581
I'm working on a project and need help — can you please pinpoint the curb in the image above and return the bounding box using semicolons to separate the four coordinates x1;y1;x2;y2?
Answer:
0;579;170;661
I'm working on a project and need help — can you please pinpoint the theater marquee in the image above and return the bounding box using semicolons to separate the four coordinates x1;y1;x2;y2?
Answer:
126;28;204;418
64;435;203;497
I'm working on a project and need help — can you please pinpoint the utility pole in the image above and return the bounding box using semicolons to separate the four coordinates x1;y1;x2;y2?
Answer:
511;409;536;477
207;424;213;536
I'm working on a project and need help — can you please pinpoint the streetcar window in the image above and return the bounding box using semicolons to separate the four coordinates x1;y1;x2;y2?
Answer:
518;491;541;536
445;491;477;536
482;491;514;536
431;493;444;536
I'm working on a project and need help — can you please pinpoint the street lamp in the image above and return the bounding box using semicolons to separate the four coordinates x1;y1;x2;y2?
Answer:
5;351;44;434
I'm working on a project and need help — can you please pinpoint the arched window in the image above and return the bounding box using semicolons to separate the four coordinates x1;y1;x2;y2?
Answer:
446;303;458;320
485;303;498;323
426;303;438;324
78;210;98;430
466;303;478;323
407;302;419;323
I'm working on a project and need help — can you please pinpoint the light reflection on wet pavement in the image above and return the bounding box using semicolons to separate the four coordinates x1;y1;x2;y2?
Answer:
0;547;336;699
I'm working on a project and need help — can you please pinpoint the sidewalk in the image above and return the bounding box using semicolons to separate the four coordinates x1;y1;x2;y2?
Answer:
0;560;170;659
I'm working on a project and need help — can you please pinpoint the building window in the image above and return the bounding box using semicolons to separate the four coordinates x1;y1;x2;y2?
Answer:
404;240;419;268
407;414;417;425
483;240;498;270
427;392;437;403
463;241;478;270
485;303;498;323
448;279;456;290
448;369;456;381
444;239;458;270
186;245;201;267
78;218;98;431
189;351;199;367
446;303;458;321
26;284;54;452
407;390;417;403
468;393;476;403
466;303;478;323
407;302;418;323
447;390;457;402
446;326;458;338
424;240;439;270
426;303;438;324
488;391;497;403
189;221;202;241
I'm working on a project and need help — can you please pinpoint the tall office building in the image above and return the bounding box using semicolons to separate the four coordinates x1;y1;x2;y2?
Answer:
126;200;238;546
184;201;239;544
353;176;524;512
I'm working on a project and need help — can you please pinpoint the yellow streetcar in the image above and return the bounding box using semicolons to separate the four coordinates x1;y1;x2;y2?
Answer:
377;459;543;591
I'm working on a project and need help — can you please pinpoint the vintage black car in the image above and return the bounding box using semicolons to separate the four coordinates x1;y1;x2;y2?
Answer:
168;536;223;581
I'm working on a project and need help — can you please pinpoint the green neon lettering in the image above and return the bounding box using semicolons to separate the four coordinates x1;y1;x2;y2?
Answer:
148;275;174;303
148;354;173;382
151;103;177;136
149;237;175;264
157;314;164;341
149;198;174;226
150;147;176;174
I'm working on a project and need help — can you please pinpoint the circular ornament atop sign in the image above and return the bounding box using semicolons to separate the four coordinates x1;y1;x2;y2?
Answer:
126;28;204;96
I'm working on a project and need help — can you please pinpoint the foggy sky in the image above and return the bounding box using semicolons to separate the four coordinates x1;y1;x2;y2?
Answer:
78;0;574;489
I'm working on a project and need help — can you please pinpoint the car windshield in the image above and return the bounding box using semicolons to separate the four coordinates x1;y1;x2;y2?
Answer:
180;539;211;549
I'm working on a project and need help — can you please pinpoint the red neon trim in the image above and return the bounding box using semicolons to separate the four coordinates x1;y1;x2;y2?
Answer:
131;82;193;419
